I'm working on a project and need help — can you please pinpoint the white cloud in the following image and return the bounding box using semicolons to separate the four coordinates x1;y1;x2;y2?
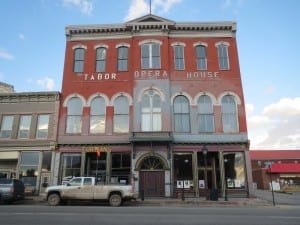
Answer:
37;77;55;91
247;97;300;149
62;0;93;15
262;97;300;117
124;0;182;21
124;0;149;21
0;49;14;60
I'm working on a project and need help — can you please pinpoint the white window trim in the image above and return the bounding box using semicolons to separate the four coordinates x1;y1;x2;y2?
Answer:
72;45;87;50
87;93;109;107
111;92;133;106
94;44;109;49
115;43;130;48
63;93;87;107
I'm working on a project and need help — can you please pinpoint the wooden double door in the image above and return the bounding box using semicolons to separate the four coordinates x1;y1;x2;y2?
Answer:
139;171;165;197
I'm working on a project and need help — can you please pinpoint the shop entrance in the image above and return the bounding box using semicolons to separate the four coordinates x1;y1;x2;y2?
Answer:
140;171;165;197
138;155;166;197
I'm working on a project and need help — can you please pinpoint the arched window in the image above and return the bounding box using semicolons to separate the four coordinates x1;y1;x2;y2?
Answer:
197;95;214;133
173;95;190;133
195;45;207;70
216;43;230;70
141;90;161;131
96;47;107;72
221;95;238;132
117;46;128;71
140;156;164;170
90;96;106;134
114;96;129;133
66;97;83;134
141;43;161;69
73;48;85;72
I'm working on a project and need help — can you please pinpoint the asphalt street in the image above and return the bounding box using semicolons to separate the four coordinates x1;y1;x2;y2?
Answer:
0;205;300;225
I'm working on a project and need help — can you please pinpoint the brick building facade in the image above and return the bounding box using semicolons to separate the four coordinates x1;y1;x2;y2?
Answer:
54;14;253;198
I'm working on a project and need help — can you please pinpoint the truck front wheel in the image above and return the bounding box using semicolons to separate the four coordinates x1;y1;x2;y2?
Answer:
109;194;122;207
48;193;61;206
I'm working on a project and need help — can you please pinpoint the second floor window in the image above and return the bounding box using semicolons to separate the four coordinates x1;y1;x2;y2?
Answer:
197;95;214;133
141;90;161;131
217;43;229;70
66;97;83;134
0;115;14;138
196;45;207;70
96;47;107;72
117;46;128;71
174;45;185;70
221;95;238;133
114;96;129;133
173;95;190;133
73;48;85;73
36;114;50;139
90;97;106;134
18;115;32;139
141;43;161;69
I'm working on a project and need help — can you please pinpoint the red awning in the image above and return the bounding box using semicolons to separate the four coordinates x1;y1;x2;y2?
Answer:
269;163;300;173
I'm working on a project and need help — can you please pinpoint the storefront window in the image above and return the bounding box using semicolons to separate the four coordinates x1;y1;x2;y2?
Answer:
224;152;246;189
174;154;193;189
19;152;39;194
111;153;131;184
62;154;81;179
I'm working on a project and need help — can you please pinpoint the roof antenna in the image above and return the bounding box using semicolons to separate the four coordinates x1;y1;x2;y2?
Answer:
149;0;152;14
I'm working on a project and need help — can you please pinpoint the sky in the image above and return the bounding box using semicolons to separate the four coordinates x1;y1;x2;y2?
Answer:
0;0;299;150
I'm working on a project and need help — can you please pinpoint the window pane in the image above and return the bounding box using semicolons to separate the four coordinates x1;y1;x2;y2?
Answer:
18;115;32;139
67;97;83;115
67;97;83;134
218;44;229;70
36;114;49;138
62;155;81;179
96;48;106;72
66;116;82;133
222;95;237;132
91;97;105;115
118;47;128;71
196;45;207;70
74;48;84;73
90;116;105;133
224;153;245;189
114;96;129;133
0;115;14;138
21;152;39;165
114;96;128;114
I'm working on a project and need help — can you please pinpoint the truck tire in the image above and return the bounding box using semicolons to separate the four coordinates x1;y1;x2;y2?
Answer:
109;193;122;207
47;193;61;206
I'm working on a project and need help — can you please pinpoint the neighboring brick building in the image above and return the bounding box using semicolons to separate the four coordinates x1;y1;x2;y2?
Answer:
55;14;253;198
0;91;60;194
250;150;300;190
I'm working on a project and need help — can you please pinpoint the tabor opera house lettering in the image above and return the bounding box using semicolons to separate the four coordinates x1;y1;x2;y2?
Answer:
84;73;117;81
186;71;219;79
134;70;168;79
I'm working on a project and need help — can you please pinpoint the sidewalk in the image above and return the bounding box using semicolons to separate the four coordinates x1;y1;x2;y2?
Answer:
24;195;272;207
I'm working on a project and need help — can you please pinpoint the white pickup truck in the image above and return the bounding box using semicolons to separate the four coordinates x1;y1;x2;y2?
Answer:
45;177;137;206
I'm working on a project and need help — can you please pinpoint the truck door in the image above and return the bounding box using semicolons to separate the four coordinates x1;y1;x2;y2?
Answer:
62;178;92;200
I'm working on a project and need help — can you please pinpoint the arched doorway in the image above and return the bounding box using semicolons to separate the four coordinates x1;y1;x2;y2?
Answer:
137;154;167;197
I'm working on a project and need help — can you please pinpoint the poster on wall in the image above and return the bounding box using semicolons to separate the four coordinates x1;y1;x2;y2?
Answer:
198;180;205;189
177;180;183;188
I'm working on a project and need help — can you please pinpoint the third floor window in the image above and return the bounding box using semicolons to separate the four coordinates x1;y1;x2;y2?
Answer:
73;48;85;73
96;47;107;72
141;43;161;69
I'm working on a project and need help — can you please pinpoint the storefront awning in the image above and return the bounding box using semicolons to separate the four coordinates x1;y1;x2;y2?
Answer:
270;163;300;173
0;151;19;160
